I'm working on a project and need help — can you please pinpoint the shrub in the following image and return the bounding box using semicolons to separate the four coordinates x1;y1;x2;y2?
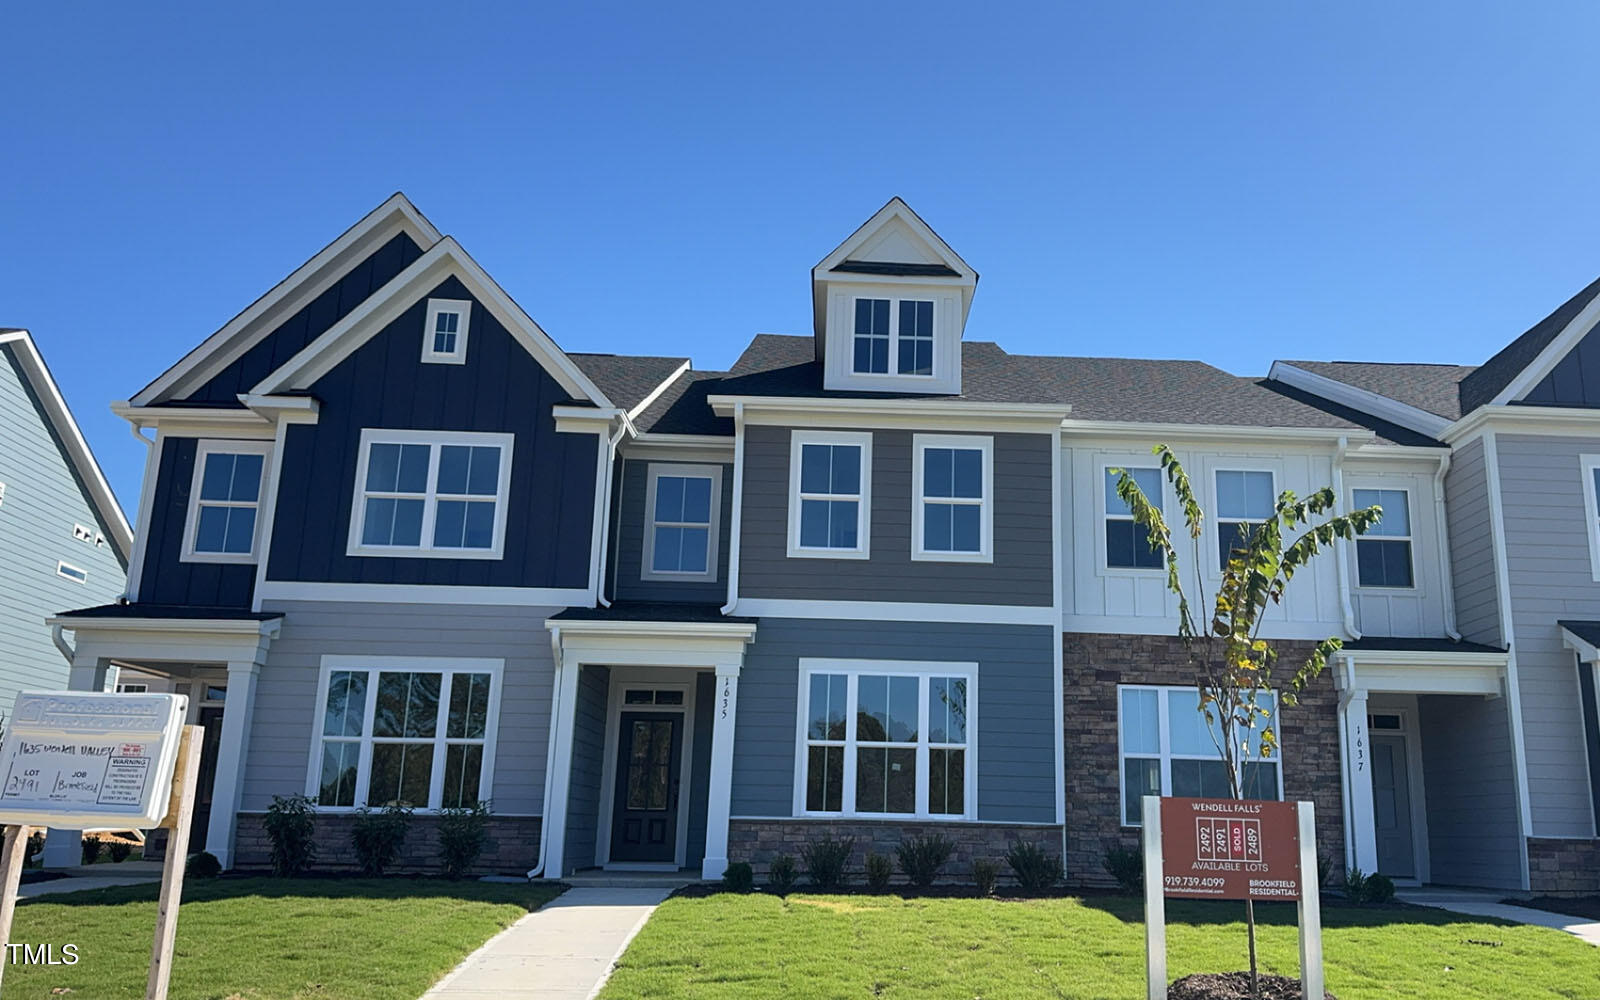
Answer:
108;841;132;863
801;835;854;890
896;833;955;889
1343;865;1369;902
767;854;798;894
1362;872;1396;904
1005;839;1062;892
80;835;103;865
865;852;893;891
263;793;317;877
350;803;411;876
437;800;491;879
25;832;43;866
972;858;999;896
1102;844;1143;893
187;851;222;879
722;861;754;893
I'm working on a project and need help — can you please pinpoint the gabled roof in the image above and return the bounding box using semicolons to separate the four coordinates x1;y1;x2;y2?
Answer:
1459;274;1600;413
0;330;133;563
633;368;732;436
813;197;977;281
1278;361;1476;420
569;354;688;415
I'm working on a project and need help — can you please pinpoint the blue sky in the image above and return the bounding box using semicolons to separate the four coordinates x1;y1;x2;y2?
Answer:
5;1;1600;512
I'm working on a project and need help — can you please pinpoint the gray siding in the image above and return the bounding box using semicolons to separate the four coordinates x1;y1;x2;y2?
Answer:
610;459;732;604
1444;437;1500;647
242;600;556;815
1419;692;1523;889
731;618;1056;824
686;670;714;865
737;426;1054;606
0;344;127;709
565;665;610;872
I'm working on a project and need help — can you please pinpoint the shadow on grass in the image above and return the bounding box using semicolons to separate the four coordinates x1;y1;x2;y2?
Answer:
1074;892;1524;930
23;875;561;913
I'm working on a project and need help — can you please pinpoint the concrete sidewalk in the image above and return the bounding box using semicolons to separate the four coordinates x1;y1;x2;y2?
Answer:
17;862;164;899
1400;888;1600;946
420;886;671;1000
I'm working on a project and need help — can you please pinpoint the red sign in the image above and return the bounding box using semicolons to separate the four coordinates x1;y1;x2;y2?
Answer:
1159;797;1301;900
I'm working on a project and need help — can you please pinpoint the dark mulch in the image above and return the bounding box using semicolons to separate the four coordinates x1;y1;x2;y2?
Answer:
1168;972;1335;1000
1505;896;1600;922
18;870;69;885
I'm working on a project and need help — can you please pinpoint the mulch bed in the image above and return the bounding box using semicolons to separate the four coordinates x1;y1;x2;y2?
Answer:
1168;972;1335;1000
1505;896;1600;922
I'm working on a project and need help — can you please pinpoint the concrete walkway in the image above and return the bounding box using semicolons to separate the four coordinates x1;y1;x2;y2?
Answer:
1400;888;1600;946
420;886;672;1000
17;862;164;899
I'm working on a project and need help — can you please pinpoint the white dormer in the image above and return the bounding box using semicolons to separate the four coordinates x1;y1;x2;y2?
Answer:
812;198;978;395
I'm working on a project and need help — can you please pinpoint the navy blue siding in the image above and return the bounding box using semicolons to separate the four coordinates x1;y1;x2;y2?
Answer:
1522;324;1600;408
137;437;257;607
181;233;425;405
610;458;732;604
265;276;596;588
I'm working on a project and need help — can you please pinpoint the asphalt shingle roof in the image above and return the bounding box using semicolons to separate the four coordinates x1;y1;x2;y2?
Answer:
569;353;687;412
1281;361;1477;420
632;369;734;436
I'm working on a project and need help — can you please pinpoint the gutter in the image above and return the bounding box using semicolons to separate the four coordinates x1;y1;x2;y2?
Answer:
1332;436;1360;640
51;625;74;665
595;415;631;609
721;403;746;616
1433;452;1462;640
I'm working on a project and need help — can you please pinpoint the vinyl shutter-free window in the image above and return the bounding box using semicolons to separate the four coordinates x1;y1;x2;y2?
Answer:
348;430;514;559
1118;685;1281;825
1105;466;1164;569
1215;470;1275;569
1353;488;1414;588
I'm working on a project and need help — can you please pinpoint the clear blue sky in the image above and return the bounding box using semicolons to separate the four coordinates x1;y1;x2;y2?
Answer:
5;1;1599;513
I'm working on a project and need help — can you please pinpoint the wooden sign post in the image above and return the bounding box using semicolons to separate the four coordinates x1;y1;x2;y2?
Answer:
147;724;201;1000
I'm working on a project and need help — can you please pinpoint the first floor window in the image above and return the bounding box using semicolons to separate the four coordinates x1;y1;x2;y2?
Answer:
1106;466;1165;569
184;441;269;560
1353;488;1414;588
1216;470;1275;568
800;663;973;818
1119;685;1281;825
349;430;513;557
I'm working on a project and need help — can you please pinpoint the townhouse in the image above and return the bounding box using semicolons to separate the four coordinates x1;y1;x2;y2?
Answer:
41;196;1596;893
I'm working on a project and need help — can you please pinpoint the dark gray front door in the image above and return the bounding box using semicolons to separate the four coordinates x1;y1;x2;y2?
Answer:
610;712;683;863
1372;734;1415;878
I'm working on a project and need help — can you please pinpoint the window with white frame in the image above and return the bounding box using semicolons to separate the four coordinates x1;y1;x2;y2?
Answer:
1353;488;1414;588
1215;469;1275;569
1582;456;1600;582
852;298;935;376
116;683;149;694
799;661;974;819
913;434;992;561
788;431;871;558
422;298;472;364
1105;466;1165;569
348;430;513;558
312;658;499;810
643;463;721;580
56;561;88;584
1119;685;1281;825
182;440;270;562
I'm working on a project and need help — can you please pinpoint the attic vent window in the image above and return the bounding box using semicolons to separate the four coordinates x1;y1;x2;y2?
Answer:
851;297;934;377
422;298;472;365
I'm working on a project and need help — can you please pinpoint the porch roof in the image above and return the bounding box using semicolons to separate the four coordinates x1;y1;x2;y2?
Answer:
1343;636;1505;655
54;603;284;622
550;602;756;625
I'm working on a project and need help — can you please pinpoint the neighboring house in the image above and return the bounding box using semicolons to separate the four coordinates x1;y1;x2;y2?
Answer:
0;330;130;714
43;194;1593;895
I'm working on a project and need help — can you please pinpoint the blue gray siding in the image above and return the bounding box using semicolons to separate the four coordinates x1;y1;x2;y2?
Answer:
730;618;1056;823
1444;437;1500;647
565;665;610;872
736;426;1054;606
686;670;714;864
1520;325;1600;408
610;458;732;604
265;276;596;589
1419;692;1524;889
137;436;257;607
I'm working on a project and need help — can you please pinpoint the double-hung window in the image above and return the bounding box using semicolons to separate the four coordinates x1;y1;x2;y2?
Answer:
1353;488;1414;588
643;463;721;580
788;430;871;558
182;440;271;562
422;298;472;364
1105;466;1164;569
1119;685;1282;825
312;657;500;811
852;298;935;376
1215;469;1275;569
913;434;992;561
348;429;514;558
798;660;975;819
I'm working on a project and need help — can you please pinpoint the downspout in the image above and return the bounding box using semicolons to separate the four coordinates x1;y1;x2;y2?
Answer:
1432;452;1462;640
527;625;567;879
1332;436;1360;640
595;417;630;609
51;625;74;665
721;403;746;615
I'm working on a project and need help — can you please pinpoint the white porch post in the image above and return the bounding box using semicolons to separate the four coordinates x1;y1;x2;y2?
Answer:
542;654;583;879
701;664;741;881
42;658;112;868
206;660;260;870
1340;688;1378;874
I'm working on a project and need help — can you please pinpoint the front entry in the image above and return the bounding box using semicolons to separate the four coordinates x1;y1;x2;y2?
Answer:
186;705;226;855
1371;734;1416;878
609;712;683;863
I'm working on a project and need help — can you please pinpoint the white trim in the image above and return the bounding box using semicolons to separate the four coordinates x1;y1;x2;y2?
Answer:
251;419;293;612
738;598;1055;626
180;439;273;564
123;429;163;601
910;433;993;563
594;668;697;870
345;428;514;559
1490;291;1600;406
1062;613;1353;641
1444;404;1600;444
787;430;873;560
1268;363;1453;438
721;404;746;614
55;561;88;584
1062;418;1386;446
641;463;723;582
710;394;1068;424
625;361;691;421
1350;485;1418;591
543;619;759;643
843;293;943;387
1581;455;1600;583
256;580;590;606
813;198;977;289
48;614;281;638
421;298;472;365
1051;427;1066;830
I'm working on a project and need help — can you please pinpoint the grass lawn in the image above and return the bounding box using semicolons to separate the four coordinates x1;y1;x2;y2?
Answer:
5;877;562;1000
598;892;1600;1000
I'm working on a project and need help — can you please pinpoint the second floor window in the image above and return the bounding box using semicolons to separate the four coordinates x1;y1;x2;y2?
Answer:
852;298;935;376
644;464;721;580
1353;488;1413;588
789;431;871;558
348;430;514;559
182;440;270;562
1215;469;1275;569
1106;466;1164;569
914;435;992;561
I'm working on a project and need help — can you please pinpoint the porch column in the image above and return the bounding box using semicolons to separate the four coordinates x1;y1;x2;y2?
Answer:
42;658;113;868
1340;688;1379;874
541;654;583;878
701;664;741;881
206;660;260;870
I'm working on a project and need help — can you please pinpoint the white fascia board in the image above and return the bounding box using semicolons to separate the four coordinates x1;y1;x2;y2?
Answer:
0;331;134;560
812;197;978;282
1444;404;1600;444
706;394;1068;428
132;193;443;406
256;580;592;607
1561;627;1600;665
543;619;758;641
552;406;626;434
738;598;1055;626
111;401;278;440
1268;362;1454;439
1332;648;1509;670
1061;418;1379;445
248;238;613;408
626;360;691;420
238;394;320;424
47;614;282;638
1490;290;1600;407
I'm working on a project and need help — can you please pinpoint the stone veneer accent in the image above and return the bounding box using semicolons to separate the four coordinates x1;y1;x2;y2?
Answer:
728;818;1061;882
1528;838;1600;896
1063;633;1345;886
228;813;541;875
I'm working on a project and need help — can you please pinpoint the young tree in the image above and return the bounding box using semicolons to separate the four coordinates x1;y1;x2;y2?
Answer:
1113;446;1381;999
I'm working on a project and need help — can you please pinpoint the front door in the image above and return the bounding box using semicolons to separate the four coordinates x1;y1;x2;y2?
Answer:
186;706;226;855
610;712;683;863
1371;734;1416;878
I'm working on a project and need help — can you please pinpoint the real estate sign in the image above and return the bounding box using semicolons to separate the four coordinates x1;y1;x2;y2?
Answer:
1158;796;1301;900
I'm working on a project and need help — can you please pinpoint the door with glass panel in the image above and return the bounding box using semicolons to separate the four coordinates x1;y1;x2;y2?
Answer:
610;712;684;863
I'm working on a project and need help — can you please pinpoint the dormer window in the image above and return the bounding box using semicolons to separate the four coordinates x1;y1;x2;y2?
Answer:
422;298;472;364
852;298;934;376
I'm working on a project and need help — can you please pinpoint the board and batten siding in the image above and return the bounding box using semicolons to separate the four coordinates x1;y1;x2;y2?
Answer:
609;458;733;604
136;436;258;607
0;343;127;710
1418;691;1524;889
1345;464;1450;638
1444;437;1500;647
736;426;1053;606
240;600;557;816
730;618;1057;824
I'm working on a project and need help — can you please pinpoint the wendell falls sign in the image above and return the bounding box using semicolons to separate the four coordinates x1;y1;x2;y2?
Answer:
1159;797;1302;901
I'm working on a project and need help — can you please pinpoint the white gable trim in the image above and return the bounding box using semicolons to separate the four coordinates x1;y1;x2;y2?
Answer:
248;238;613;407
1490;289;1600;406
1268;362;1452;438
814;197;976;280
132;193;444;406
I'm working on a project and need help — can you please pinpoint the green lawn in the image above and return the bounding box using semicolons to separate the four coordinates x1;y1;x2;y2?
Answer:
598;892;1600;1000
5;877;562;1000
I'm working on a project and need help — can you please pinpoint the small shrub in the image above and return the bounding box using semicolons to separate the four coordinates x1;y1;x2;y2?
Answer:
1102;844;1143;893
865;852;893;891
1343;865;1368;902
896;833;955;889
437;800;491;879
25;832;43;866
263;793;317;877
80;835;103;866
1005;839;1062;892
722;861;754;893
108;841;133;863
972;858;999;896
187;851;222;879
350;803;411;876
801;835;854;890
1362;872;1396;904
767;854;798;894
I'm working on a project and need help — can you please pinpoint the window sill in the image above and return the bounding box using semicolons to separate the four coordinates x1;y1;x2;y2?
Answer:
910;550;992;564
180;551;259;565
797;812;977;822
420;354;467;366
786;546;872;561
345;545;506;561
640;570;720;583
